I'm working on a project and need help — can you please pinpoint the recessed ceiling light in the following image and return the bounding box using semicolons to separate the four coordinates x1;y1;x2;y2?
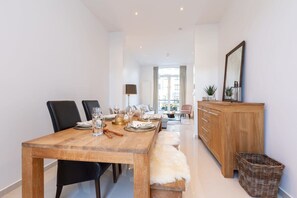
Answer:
139;45;142;49
135;12;138;16
178;27;183;31
180;7;184;11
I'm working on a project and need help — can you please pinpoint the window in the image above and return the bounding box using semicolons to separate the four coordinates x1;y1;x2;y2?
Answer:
158;68;180;112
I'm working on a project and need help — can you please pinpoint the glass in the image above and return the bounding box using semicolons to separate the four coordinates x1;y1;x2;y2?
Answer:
92;107;103;136
127;108;134;123
114;105;120;114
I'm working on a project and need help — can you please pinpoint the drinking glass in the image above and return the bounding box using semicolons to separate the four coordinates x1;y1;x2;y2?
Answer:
92;107;103;136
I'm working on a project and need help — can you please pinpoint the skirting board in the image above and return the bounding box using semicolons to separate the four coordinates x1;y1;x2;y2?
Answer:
279;187;293;198
0;160;57;197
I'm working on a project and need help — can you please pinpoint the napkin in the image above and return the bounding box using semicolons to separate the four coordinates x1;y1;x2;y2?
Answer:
143;114;161;120
76;121;92;127
130;121;153;129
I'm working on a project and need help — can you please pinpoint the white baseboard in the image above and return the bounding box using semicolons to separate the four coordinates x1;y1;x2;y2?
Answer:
0;161;57;196
279;187;293;198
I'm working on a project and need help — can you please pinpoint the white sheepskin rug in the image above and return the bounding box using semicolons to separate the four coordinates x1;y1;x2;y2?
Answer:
150;144;190;185
156;131;180;146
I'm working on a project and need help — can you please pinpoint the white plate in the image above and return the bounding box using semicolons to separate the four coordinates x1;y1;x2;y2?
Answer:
138;124;155;129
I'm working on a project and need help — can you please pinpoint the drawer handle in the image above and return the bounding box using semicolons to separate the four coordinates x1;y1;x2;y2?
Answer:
198;108;208;113
201;135;208;143
208;111;219;116
201;118;208;123
202;126;208;133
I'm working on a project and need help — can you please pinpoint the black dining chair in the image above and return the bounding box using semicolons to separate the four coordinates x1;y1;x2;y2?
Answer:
82;100;122;180
47;101;112;198
82;100;101;120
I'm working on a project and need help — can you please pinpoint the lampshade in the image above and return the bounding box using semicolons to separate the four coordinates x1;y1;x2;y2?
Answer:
125;84;137;95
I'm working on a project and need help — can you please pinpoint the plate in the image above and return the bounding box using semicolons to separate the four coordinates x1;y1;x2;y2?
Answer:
131;124;155;129
73;126;92;130
124;126;156;133
74;123;106;130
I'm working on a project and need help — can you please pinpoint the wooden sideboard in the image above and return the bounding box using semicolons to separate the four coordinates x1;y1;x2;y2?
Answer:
197;101;264;178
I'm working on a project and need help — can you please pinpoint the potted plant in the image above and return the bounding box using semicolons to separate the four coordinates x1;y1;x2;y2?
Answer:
204;85;217;100
225;86;233;100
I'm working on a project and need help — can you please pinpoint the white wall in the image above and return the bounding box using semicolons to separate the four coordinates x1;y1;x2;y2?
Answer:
185;64;194;106
123;51;140;107
194;24;219;135
0;0;109;190
109;33;140;109
219;1;297;196
140;66;154;106
109;32;125;109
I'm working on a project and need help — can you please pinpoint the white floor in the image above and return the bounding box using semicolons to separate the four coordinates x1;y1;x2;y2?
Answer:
3;118;281;198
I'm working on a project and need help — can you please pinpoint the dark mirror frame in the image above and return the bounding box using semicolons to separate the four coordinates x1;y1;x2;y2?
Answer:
222;41;245;101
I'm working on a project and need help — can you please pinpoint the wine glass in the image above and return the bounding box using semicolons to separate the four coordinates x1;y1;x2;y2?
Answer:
114;105;120;114
127;108;134;124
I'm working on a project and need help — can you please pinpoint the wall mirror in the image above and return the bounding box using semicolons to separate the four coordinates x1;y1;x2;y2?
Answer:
222;41;245;101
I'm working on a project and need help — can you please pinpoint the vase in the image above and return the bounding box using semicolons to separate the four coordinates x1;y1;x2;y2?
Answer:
207;94;215;101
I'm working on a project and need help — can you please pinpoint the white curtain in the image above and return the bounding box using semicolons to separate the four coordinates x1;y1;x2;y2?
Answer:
180;66;187;107
153;67;159;113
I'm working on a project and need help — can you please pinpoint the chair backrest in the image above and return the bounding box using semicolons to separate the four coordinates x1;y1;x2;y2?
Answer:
181;104;192;111
82;100;100;120
47;101;81;132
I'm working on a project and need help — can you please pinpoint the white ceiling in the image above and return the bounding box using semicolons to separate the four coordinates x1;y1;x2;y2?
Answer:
81;0;231;66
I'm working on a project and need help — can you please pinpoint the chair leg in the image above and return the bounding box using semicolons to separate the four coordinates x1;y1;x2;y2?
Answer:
55;185;63;198
119;164;122;174
95;178;101;198
112;164;118;183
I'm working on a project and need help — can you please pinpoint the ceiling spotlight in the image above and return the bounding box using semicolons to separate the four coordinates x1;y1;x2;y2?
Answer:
180;7;184;11
139;46;142;49
135;12;138;16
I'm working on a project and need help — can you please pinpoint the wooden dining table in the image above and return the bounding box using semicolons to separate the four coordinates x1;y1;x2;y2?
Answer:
22;119;161;198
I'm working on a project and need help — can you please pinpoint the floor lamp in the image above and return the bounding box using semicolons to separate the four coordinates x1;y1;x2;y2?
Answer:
125;84;137;107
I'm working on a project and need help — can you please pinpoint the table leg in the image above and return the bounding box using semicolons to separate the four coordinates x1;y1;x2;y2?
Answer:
22;147;44;198
134;153;150;198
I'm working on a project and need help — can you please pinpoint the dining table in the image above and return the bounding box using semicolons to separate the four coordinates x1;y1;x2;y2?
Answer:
22;119;162;198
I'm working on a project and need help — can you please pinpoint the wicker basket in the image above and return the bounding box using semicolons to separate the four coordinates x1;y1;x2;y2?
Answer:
236;153;285;198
